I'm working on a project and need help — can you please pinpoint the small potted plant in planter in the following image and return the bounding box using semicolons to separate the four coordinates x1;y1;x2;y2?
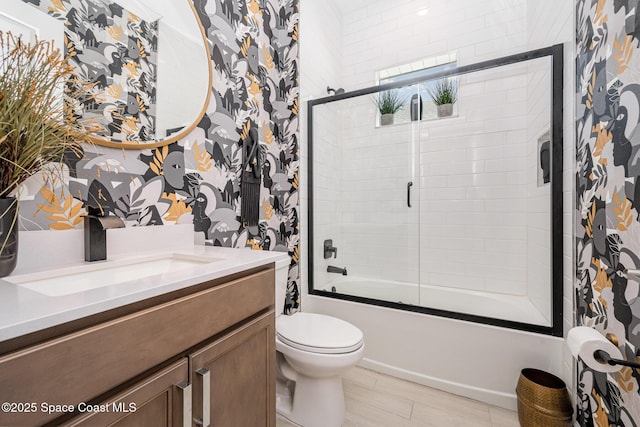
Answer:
428;79;457;118
0;32;97;277
374;90;405;126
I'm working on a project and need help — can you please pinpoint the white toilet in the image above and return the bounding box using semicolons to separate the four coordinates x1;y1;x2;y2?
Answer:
275;260;364;427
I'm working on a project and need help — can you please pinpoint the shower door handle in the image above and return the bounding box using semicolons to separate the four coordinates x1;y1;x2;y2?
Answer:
407;181;413;208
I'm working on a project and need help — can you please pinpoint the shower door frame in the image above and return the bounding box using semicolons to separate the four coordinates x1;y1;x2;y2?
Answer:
307;44;564;337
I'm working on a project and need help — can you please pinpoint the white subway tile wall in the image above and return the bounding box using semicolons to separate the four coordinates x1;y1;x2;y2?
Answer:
309;0;573;320
341;0;528;91
526;0;574;396
525;57;552;324
299;0;344;290
317;60;536;298
301;0;574;394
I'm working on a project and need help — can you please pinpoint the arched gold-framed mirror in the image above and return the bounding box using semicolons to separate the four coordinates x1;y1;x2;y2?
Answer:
1;0;212;149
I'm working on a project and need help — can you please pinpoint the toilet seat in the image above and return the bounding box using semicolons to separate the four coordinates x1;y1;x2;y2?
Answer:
276;312;363;354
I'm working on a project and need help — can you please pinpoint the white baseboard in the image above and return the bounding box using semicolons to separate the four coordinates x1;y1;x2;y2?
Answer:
358;357;518;411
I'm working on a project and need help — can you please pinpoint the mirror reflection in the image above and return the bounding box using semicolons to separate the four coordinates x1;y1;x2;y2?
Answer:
1;0;211;147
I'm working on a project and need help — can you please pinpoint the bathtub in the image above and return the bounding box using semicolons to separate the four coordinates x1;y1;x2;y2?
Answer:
320;276;550;326
305;277;564;410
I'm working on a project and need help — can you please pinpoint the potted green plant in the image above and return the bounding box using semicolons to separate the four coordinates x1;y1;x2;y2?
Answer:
0;32;96;277
374;90;405;126
428;79;457;118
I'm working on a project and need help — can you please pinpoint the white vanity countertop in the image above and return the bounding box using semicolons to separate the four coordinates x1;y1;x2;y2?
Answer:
0;245;290;342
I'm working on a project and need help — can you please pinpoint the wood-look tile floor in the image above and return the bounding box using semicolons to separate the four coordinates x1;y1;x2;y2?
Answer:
276;366;520;427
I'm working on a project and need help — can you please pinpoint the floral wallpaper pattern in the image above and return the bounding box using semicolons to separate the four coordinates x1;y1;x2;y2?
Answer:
24;0;159;141
16;0;301;312
576;0;640;424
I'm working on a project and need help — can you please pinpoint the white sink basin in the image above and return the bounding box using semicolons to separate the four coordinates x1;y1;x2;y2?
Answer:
6;253;221;296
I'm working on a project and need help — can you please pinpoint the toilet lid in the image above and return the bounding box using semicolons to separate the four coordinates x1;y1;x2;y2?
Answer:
276;312;364;354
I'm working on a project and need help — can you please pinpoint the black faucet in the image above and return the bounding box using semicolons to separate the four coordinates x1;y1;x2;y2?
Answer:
327;265;347;276
84;206;125;262
324;239;338;259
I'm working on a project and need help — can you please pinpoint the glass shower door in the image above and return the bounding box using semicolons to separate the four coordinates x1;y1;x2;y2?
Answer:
309;45;563;335
416;57;554;327
311;84;421;306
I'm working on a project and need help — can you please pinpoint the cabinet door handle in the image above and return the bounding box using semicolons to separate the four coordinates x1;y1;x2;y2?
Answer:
407;181;413;208
177;381;192;427
196;368;211;427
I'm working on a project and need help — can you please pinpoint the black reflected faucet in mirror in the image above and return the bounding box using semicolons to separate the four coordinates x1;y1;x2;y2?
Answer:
84;207;125;262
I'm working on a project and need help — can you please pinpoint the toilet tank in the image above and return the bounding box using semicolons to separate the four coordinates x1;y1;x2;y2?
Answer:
275;257;290;315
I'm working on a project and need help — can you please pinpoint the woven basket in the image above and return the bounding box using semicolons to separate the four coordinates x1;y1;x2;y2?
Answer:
516;368;572;427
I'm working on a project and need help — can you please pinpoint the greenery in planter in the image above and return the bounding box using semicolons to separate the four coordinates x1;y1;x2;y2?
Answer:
427;78;457;106
0;32;99;198
0;32;98;253
373;90;406;115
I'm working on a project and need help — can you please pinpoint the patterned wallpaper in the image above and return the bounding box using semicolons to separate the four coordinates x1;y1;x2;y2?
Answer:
16;0;301;312
576;0;640;424
25;0;159;141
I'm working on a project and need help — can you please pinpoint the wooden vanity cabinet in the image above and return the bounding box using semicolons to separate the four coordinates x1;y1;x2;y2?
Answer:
191;312;275;427
59;359;191;427
0;265;276;427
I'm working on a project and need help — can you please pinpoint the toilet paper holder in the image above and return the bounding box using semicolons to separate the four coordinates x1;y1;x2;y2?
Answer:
586;271;640;370
567;327;629;373
594;350;640;369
